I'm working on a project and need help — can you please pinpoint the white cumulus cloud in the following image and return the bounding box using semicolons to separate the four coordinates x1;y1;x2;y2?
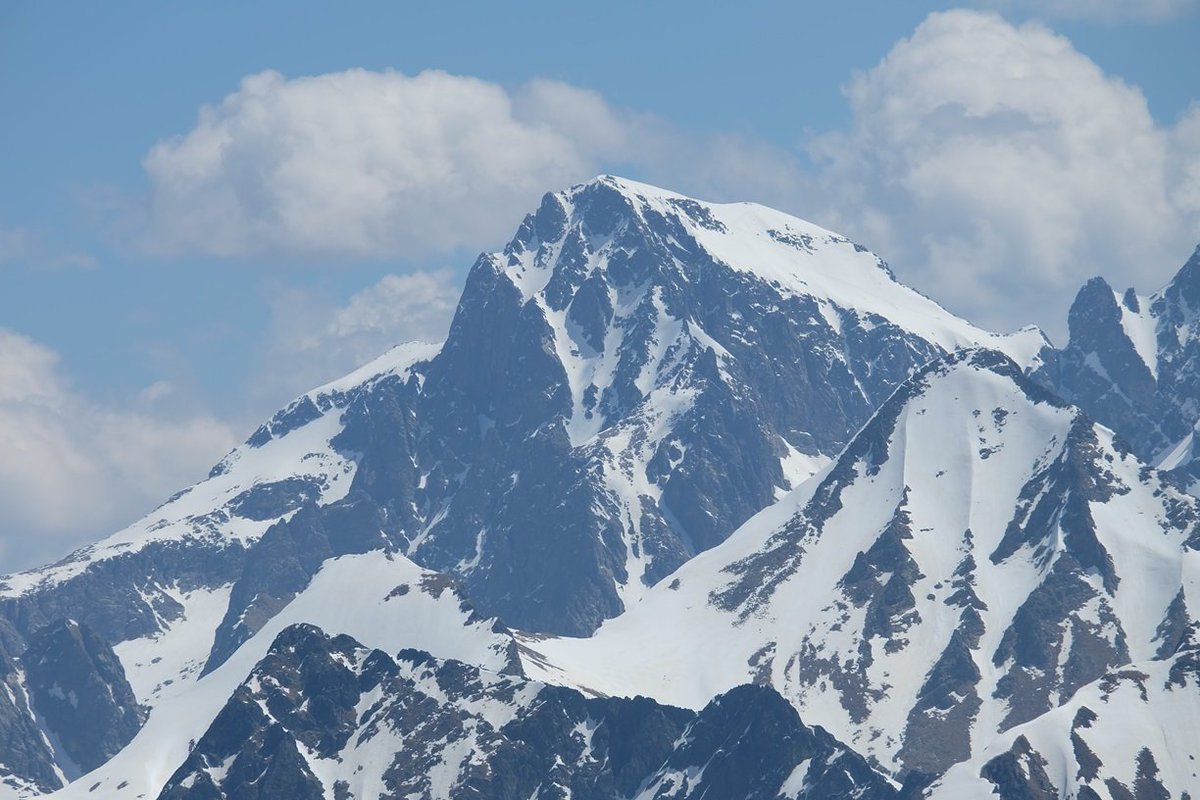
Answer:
811;10;1200;339
254;269;461;408
141;70;648;259
136;16;1200;341
0;330;238;572
327;271;460;342
139;68;809;262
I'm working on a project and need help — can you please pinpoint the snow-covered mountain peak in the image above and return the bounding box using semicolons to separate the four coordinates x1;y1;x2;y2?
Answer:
1;181;1198;797
1160;242;1200;308
1057;243;1200;466
0;177;1059;653
497;175;1047;360
1067;276;1159;383
396;180;1064;631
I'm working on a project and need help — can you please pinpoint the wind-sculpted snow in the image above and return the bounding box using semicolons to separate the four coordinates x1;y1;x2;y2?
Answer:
520;349;1200;778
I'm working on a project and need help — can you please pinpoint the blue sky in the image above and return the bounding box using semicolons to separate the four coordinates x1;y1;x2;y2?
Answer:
2;1;1199;570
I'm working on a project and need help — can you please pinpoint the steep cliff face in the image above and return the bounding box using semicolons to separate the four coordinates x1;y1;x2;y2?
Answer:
334;176;1047;635
21;620;145;777
0;176;1046;665
0;619;145;794
1055;246;1200;469
0;647;61;796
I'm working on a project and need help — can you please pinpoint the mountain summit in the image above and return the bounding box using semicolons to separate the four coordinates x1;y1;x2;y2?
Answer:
0;176;1049;645
1055;244;1200;469
408;175;1050;632
13;177;1190;800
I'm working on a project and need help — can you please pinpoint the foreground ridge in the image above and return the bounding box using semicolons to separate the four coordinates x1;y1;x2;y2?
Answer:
157;623;898;800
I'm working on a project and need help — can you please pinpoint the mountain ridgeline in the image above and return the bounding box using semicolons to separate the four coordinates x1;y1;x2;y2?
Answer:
0;176;1196;800
1053;246;1200;475
518;348;1200;781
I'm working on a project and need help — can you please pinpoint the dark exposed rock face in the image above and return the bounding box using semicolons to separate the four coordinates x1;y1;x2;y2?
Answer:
159;624;898;800
979;735;1062;800
1056;278;1159;449
642;684;897;800
1149;247;1200;450
840;495;923;644
1054;246;1200;464
226;478;322;521
0;646;61;794
383;177;981;635
898;605;984;775
0;539;246;655
22;619;145;777
987;419;1135;728
0;615;151;791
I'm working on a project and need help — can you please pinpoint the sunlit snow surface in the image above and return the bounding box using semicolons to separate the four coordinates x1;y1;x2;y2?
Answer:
506;177;1049;368
5;179;1196;799
0;342;439;598
485;175;1050;604
929;648;1200;798
519;351;1200;773
1114;289;1160;381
